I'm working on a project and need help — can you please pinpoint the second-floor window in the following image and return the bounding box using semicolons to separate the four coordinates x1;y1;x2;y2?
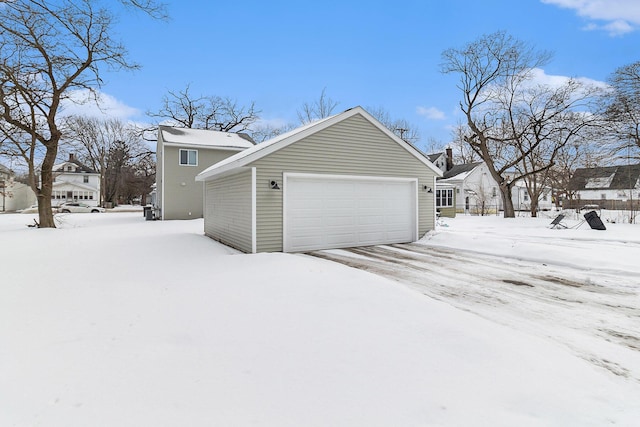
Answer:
179;149;198;166
83;176;89;183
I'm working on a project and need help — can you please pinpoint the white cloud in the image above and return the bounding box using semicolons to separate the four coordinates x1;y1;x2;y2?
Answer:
541;0;640;35
528;67;609;89
416;106;445;120
60;89;140;119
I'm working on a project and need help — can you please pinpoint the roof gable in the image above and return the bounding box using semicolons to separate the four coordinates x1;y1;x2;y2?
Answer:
53;159;98;174
441;162;483;180
196;106;442;181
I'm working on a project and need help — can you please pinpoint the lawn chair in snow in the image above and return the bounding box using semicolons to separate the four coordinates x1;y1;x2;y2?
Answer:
549;214;567;229
584;210;606;230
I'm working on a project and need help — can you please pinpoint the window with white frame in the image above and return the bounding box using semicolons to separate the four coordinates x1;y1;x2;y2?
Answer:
83;175;89;183
179;149;198;166
435;189;454;207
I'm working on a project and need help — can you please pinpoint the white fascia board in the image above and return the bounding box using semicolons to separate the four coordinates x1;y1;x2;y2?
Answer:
196;166;253;182
251;167;257;254
197;106;443;182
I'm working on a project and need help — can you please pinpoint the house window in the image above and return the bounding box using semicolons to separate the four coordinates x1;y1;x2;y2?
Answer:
436;189;454;207
524;193;529;201
601;194;607;200
179;149;198;166
83;175;89;183
492;187;497;197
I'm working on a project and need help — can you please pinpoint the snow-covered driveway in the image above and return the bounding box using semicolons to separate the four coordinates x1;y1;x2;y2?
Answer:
306;216;640;384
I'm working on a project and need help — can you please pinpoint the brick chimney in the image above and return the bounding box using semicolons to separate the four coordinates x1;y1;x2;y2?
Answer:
69;153;75;162
445;148;453;171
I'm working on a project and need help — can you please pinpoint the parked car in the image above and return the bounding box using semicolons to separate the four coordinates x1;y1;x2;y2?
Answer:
20;204;58;214
58;202;105;213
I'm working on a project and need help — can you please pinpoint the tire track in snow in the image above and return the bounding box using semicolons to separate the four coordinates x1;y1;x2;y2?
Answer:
306;243;640;382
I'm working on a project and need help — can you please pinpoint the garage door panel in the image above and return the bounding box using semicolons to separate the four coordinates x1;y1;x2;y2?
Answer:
285;174;417;252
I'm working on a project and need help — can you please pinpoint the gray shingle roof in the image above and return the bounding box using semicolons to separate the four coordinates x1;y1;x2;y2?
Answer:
568;164;640;190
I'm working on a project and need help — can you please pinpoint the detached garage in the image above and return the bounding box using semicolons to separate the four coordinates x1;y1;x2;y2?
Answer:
196;106;442;253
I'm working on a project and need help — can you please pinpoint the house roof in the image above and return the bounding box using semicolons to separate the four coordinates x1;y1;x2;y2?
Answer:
428;153;445;163
569;164;640;191
440;162;483;180
53;158;98;174
196;106;442;181
159;126;255;149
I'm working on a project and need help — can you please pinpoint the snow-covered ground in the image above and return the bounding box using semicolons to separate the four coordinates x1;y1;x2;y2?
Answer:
1;210;639;426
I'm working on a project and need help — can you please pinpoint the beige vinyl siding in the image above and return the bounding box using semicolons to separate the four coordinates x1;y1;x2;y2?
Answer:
162;146;241;220
250;113;436;252
204;168;253;253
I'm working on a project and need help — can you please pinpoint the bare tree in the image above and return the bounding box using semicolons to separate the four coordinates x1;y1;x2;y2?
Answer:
297;88;339;124
449;123;482;164
248;122;296;143
441;31;600;217
602;60;640;159
367;106;421;145
0;0;164;227
511;81;603;216
63;116;150;206
148;84;259;132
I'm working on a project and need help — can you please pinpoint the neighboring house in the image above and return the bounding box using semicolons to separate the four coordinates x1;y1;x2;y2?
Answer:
504;172;554;212
0;164;36;212
155;125;255;220
431;149;499;216
432;149;553;216
51;154;100;207
196;106;443;253
568;163;640;209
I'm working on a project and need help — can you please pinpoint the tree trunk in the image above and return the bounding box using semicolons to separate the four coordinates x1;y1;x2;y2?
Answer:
37;145;58;228
500;183;516;218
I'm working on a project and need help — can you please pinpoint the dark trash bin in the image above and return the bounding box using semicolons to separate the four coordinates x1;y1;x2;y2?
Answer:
145;207;154;221
584;210;606;230
143;206;151;218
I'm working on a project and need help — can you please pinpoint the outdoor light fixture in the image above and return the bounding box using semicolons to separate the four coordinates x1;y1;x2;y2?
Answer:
270;180;280;190
423;185;433;193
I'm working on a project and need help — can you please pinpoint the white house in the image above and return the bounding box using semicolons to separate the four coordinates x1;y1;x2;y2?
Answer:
508;179;554;212
0;164;36;212
568;164;640;209
432;149;553;215
51;154;100;207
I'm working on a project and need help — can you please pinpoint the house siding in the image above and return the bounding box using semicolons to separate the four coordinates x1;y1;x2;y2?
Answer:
249;113;437;252
161;146;241;220
204;169;253;253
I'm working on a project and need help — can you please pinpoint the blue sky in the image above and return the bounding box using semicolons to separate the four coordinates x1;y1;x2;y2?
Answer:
93;0;640;152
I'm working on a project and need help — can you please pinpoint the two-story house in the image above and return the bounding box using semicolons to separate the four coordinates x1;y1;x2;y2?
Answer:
51;154;101;207
155;126;255;220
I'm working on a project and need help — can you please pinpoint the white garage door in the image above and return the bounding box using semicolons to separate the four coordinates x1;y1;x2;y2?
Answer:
284;174;417;252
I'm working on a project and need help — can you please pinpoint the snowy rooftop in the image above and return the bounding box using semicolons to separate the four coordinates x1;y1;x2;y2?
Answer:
159;126;255;149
